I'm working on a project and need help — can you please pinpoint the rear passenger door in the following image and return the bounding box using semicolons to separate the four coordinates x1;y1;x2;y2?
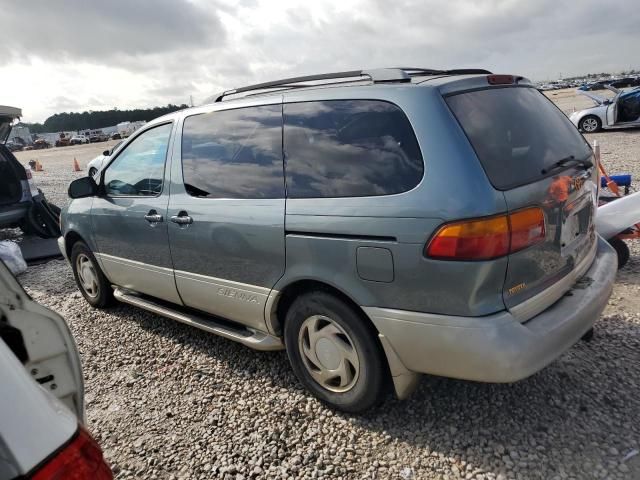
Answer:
167;104;285;330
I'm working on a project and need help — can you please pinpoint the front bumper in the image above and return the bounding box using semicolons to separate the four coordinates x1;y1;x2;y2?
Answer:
57;236;69;262
364;236;617;383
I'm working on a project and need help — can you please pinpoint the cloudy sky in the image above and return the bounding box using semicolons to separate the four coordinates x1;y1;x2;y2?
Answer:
0;0;637;123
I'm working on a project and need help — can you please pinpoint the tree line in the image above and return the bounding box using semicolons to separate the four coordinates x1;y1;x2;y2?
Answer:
26;104;189;133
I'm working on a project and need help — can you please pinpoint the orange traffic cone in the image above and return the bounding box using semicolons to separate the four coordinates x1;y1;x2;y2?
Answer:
35;159;43;172
73;157;81;172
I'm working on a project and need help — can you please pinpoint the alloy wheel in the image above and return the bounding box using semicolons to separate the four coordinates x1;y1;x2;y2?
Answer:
76;253;99;297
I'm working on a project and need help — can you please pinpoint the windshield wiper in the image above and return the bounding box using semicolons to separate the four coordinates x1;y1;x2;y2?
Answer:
541;155;593;175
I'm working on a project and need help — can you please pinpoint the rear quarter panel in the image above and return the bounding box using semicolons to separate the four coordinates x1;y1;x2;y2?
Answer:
278;86;509;317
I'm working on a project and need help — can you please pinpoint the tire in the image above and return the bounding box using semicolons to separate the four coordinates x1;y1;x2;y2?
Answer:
608;237;630;269
25;204;56;238
88;167;97;177
284;291;387;413
70;241;114;308
579;115;602;133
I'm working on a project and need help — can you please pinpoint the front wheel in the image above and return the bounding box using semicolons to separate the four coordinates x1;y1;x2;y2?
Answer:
70;241;114;308
580;115;602;133
284;291;387;413
608;237;630;269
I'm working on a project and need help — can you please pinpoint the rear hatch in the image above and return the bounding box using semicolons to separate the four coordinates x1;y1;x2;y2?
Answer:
446;84;598;321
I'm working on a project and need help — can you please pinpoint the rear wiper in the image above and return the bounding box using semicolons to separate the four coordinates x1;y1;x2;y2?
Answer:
541;155;593;175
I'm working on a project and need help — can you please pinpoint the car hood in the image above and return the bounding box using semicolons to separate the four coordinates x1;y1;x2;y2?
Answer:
0;106;22;144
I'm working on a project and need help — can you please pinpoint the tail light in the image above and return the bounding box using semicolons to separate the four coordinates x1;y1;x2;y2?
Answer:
31;426;112;480
426;207;545;261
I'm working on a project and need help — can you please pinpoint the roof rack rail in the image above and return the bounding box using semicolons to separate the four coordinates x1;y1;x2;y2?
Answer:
211;67;492;102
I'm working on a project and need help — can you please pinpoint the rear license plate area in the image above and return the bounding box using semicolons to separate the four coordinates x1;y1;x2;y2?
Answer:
560;201;592;255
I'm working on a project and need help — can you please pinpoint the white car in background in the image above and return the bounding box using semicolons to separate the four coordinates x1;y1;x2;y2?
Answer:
570;85;640;133
87;140;123;177
69;134;90;145
0;260;112;479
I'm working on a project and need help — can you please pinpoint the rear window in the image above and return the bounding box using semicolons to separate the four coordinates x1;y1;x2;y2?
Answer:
283;100;423;198
446;87;591;190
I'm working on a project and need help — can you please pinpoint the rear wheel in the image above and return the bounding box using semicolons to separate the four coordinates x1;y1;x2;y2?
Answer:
70;241;113;308
608;237;630;269
284;291;387;413
580;115;601;133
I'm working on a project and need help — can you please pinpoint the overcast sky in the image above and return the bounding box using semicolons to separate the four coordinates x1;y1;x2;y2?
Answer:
0;0;637;123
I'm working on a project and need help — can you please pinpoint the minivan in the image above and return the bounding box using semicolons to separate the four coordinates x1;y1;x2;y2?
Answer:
60;68;617;412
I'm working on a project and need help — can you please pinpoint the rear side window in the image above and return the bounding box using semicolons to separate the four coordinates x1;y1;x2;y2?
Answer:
283;100;423;198
182;105;283;199
446;87;592;190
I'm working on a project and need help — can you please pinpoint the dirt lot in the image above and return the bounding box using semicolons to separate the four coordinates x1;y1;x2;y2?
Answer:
7;93;640;479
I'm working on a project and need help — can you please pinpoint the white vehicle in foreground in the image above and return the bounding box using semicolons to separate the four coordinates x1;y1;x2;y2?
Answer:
570;85;640;133
0;260;112;479
87;141;123;177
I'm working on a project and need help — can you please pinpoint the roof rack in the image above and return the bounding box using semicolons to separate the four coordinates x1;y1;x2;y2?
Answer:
211;67;492;103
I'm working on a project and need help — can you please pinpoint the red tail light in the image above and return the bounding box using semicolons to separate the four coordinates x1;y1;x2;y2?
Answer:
31;426;112;480
426;207;545;260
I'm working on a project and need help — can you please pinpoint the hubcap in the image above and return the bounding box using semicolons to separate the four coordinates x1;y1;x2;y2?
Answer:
583;118;598;132
76;254;99;298
298;315;360;392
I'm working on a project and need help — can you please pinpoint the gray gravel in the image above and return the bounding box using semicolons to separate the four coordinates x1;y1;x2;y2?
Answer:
8;116;640;479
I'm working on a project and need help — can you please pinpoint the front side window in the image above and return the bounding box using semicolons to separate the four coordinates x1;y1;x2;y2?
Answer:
283;100;423;198
181;105;284;199
103;123;172;196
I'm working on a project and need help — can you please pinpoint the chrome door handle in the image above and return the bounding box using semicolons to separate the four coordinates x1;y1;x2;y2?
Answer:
170;213;193;225
144;211;163;223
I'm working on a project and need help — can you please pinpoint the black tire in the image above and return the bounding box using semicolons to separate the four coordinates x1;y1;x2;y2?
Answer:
70;241;114;308
88;167;97;177
24;204;55;238
608;237;630;269
284;291;387;413
579;115;602;133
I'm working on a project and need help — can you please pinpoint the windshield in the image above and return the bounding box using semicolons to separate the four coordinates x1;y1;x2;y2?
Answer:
446;87;592;190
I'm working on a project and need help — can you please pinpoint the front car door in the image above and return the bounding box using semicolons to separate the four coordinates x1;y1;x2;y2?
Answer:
167;103;285;331
91;121;182;304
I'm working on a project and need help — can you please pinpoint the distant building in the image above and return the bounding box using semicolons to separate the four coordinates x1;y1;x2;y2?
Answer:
8;123;32;145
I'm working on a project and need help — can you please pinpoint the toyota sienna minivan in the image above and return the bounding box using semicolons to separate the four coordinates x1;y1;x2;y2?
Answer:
59;68;617;412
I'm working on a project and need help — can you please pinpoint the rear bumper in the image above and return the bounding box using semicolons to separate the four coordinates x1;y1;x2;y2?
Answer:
364;236;617;383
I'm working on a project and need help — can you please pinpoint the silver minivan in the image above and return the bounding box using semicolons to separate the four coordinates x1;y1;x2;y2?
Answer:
60;68;617;412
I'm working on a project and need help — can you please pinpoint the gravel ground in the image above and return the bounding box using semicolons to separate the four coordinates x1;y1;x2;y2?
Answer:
7;99;640;479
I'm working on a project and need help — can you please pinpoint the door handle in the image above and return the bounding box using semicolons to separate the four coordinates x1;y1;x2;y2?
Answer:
170;211;193;225
144;210;163;223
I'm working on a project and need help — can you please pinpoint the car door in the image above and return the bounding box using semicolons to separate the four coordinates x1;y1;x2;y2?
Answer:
167;104;285;331
91;121;182;304
604;85;623;126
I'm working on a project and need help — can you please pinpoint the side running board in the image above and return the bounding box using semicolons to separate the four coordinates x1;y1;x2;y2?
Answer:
113;288;283;351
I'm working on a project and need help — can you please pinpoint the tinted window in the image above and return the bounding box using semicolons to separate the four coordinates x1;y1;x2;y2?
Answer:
103;123;172;196
283;100;423;198
446;87;592;190
181;105;283;199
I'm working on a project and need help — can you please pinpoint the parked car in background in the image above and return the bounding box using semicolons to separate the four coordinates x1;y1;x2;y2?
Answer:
61;68;616;412
55;133;72;147
0;259;112;479
5;139;24;152
570;85;640;132
69;135;89;145
110;132;122;140
1;107;61;238
86;130;108;143
87;141;123;177
32;138;51;150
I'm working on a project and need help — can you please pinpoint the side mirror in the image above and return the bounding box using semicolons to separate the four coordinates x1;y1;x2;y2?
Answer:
102;150;110;156
68;176;98;199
